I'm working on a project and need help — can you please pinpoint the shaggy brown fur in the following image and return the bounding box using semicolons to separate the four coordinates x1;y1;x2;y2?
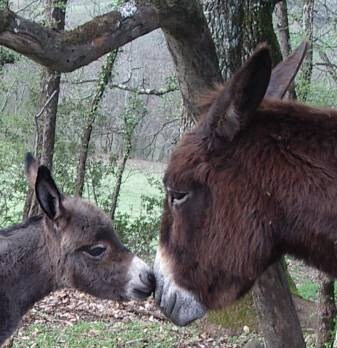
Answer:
159;46;337;310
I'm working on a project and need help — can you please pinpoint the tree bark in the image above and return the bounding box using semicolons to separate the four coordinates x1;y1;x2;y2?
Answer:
23;0;67;218
40;0;67;170
0;0;221;125
203;0;281;79
75;50;118;197
298;0;314;101
110;142;132;220
316;274;336;348
252;263;305;348
274;0;297;99
0;4;159;72
274;0;291;59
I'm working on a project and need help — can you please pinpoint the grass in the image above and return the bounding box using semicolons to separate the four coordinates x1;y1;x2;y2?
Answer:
105;169;162;217
297;281;319;301
14;321;199;348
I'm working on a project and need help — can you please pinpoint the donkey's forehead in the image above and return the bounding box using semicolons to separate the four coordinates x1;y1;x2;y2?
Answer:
62;197;112;230
165;133;212;187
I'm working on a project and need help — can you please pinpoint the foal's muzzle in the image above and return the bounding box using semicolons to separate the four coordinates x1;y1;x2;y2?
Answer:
126;256;155;300
153;250;206;326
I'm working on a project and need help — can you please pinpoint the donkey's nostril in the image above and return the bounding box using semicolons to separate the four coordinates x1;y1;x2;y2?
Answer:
139;270;155;293
147;271;156;288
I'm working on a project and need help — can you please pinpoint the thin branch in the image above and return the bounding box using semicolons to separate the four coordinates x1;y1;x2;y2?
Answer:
109;82;178;96
16;0;40;14
62;78;178;96
141;117;179;152
318;51;337;84
35;89;57;120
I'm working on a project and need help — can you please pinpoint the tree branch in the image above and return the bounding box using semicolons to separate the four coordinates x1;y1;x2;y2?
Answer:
0;4;160;72
109;82;178;96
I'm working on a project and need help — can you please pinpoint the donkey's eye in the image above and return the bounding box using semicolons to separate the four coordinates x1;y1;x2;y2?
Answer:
168;188;190;206
82;245;107;258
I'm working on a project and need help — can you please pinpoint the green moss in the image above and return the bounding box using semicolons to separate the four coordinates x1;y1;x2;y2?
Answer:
207;293;257;332
62;12;121;46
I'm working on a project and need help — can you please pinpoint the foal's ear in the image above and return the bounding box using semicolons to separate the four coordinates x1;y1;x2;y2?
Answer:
25;152;39;189
35;166;63;220
205;45;272;142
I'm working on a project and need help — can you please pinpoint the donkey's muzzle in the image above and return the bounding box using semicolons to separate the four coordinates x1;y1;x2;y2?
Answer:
126;256;155;300
153;250;206;326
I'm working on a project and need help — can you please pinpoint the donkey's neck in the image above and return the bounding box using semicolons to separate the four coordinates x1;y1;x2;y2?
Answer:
0;216;56;341
280;221;337;278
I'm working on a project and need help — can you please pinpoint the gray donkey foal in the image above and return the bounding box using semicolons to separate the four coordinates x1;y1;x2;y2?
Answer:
0;154;154;345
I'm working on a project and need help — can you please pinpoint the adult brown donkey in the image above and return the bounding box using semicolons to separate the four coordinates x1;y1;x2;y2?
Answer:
154;43;337;326
0;154;154;345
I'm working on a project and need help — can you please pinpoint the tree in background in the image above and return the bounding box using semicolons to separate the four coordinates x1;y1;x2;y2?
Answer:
75;50;118;197
110;95;147;220
298;0;314;101
23;0;67;218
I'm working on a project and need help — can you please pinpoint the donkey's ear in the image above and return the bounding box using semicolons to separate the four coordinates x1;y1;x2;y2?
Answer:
206;45;272;142
25;152;39;189
35;166;63;220
266;41;308;98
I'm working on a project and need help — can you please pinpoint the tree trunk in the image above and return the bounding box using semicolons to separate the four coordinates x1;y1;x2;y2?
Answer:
202;1;305;346
275;0;291;59
298;0;314;101
252;263;305;348
40;0;67;170
316;274;336;348
202;0;281;79
110;142;132;220
274;0;297;99
23;0;67;218
75;50;118;196
161;1;222;124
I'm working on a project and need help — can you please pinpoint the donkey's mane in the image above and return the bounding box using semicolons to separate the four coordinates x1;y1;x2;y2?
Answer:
0;215;42;237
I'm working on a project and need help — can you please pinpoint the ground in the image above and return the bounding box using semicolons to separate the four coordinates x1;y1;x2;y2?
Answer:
11;289;258;348
8;258;321;348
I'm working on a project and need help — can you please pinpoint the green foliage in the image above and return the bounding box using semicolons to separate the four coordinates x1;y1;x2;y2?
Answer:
298;280;318;301
122;95;148;142
114;175;163;257
0;142;27;227
0;47;16;69
0;0;8;10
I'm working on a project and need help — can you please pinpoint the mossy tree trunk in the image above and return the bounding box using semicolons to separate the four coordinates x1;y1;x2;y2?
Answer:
75;50;118;197
298;0;314;101
316;273;336;348
23;0;67;218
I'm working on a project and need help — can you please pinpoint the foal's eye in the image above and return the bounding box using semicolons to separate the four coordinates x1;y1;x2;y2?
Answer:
81;245;107;258
168;188;190;206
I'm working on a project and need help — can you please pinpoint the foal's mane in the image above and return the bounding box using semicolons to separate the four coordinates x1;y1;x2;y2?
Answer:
0;215;42;238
